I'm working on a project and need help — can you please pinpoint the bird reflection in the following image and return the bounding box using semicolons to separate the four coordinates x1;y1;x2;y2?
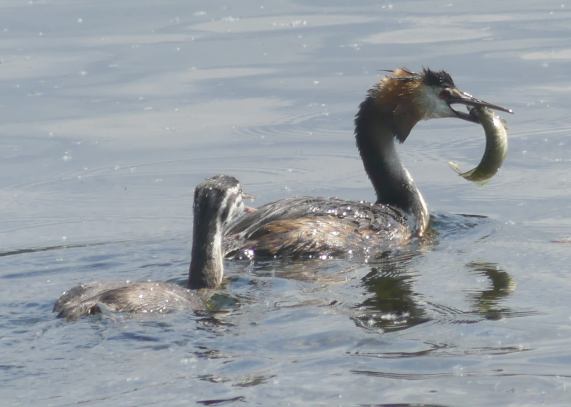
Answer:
353;250;429;332
353;257;518;332
465;261;516;321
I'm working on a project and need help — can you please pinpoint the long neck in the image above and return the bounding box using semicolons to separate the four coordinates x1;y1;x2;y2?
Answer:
355;96;429;235
188;210;224;289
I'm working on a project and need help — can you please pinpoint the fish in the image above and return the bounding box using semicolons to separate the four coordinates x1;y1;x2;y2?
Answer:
449;106;508;185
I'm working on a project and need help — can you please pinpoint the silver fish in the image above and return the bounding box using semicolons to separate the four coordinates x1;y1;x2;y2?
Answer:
449;106;508;184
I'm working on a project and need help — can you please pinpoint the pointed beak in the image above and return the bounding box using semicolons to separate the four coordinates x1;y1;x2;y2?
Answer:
445;87;513;122
241;192;256;201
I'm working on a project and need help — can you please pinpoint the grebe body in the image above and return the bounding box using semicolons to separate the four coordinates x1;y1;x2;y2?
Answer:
54;175;245;320
222;68;511;258
224;197;410;258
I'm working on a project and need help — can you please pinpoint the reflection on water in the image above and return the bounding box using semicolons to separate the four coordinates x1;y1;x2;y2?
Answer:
465;261;517;321
350;215;519;333
354;250;428;332
3;0;571;405
352;255;522;333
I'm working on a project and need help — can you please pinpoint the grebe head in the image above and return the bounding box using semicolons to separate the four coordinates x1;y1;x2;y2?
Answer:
373;68;512;142
189;175;245;289
193;175;245;227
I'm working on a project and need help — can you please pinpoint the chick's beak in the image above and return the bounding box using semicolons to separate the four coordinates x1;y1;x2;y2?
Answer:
445;87;513;123
241;192;256;201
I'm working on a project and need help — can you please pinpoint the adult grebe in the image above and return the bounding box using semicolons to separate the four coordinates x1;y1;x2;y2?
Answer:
223;68;511;258
54;175;245;320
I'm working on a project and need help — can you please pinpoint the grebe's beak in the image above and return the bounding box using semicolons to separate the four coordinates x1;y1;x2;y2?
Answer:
241;192;256;201
444;87;513;122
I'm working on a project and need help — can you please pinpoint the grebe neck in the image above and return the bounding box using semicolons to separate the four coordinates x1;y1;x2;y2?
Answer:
355;95;429;235
188;210;224;289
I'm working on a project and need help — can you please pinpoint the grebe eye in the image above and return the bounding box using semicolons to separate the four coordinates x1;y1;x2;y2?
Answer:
439;89;452;99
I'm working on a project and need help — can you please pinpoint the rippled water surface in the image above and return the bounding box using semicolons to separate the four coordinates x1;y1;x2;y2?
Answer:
2;1;571;406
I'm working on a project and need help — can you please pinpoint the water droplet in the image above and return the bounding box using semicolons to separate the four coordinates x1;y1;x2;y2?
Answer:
452;365;465;376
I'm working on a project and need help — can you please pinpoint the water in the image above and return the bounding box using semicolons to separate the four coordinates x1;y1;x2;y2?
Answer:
1;0;571;405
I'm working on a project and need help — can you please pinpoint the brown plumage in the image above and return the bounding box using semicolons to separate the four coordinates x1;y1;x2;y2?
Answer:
224;197;411;258
236;216;409;258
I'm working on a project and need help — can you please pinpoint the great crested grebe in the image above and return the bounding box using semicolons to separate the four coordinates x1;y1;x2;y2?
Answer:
54;175;245;320
222;68;511;258
54;68;511;320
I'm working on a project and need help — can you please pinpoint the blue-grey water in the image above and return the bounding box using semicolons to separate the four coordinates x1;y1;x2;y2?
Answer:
1;1;571;406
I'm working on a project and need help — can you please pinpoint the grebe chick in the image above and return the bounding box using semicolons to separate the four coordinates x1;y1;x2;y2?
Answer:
222;68;511;258
54;175;245;320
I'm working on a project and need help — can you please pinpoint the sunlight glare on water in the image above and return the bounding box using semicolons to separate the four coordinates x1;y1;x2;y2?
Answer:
1;0;571;406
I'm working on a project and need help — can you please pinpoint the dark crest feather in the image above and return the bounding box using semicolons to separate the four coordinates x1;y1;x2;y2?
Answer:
422;68;455;88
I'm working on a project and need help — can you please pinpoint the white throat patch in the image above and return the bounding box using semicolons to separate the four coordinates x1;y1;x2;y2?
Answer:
417;86;455;120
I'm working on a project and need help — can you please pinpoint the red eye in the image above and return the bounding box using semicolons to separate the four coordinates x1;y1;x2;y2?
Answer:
439;89;452;99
